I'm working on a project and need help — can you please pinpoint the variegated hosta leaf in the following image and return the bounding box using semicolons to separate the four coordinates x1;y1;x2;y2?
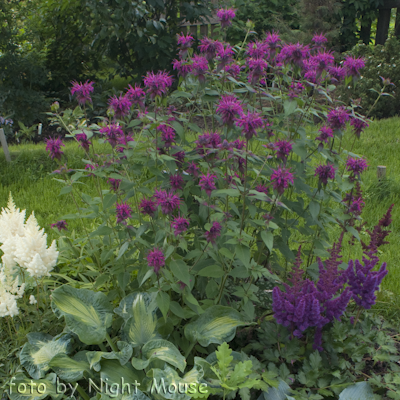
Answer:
87;341;133;371
48;351;90;382
100;389;151;400
131;339;186;372
257;380;292;400
184;306;250;347
146;365;205;400
99;359;143;394
115;292;160;348
19;333;73;379
338;382;374;400
51;285;113;345
8;373;62;400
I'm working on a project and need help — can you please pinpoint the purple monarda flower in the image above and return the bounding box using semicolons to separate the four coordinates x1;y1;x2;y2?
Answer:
278;43;310;67
143;71;173;99
216;95;243;126
139;198;157;217
246;40;268;59
216;44;234;70
217;8;236;28
274;140;292;162
70;80;94;106
235;111;264;140
126;84;145;108
225;63;241;78
247;58;268;85
346;157;368;176
51;220;68;231
173;59;193;78
177;33;194;58
199;172;217;196
116;202;132;223
350;118;369;138
271;166;294;195
171;216;190;236
264;31;281;55
316;126;334;144
170;174;184;191
327;106;350;131
172;151;185;167
345;255;387;309
45;137;65;161
205;221;222;243
108;94;132;119
157;124;176;148
343;56;365;77
75;133;91;152
328;66;346;82
309;51;334;73
312;33;328;47
147;248;165;274
154;190;180;214
187;162;200;177
198;37;223;61
108;178;121;192
288;81;304;98
100;124;124;148
191;55;208;83
315;163;336;185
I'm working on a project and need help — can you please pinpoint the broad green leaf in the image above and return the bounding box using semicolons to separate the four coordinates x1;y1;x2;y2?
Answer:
257;379;292;400
114;293;159;348
51;285;113;345
99;359;142;393
197;265;225;278
211;189;240;198
48;352;89;382
184;306;250;347
8;373;62;400
19;333;73;379
338;382;374;400
235;245;250;268
309;201;320;221
283;100;297;116
86;342;133;371
169;260;191;286
261;231;273;252
156;291;170;320
131;339;186;372
100;389;151;400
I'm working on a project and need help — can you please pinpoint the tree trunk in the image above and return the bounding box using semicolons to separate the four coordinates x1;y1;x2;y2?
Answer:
395;8;400;38
376;8;392;45
360;14;373;44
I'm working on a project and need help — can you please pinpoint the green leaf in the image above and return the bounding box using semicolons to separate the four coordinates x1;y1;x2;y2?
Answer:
99;359;142;393
184;306;250;347
51;286;113;345
197;265;225;278
117;241;130;260
258;380;292;400
284;100;297;116
156;291;170;320
215;342;233;378
19;333;73;379
103;193;117;209
169;260;191;286
59;186;72;195
309;201;320;220
48;352;89;382
338;382;374;400
346;226;360;241
86;342;133;371
8;373;62;400
131;339;186;372
114;293;160;348
235;245;250;268
261;231;273;252
211;189;240;198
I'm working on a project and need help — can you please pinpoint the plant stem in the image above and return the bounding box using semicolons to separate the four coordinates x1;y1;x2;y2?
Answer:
105;332;118;353
75;384;91;400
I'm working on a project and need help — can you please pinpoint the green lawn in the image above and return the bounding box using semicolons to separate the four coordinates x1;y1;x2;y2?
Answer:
0;118;400;310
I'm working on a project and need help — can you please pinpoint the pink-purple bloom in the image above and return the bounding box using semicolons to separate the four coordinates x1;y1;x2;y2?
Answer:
108;94;132;119
70;80;94;106
278;43;310;67
100;124;124;147
247;58;268;84
316;126;334;144
225;63;241;78
108;178;121;192
216;95;243;126
172;59;193;78
51;220;68;231
274;140;292;162
264;32;281;54
147;248;165;274
235;111;264;140
157;124;176;148
126;84;145;108
328;66;346;82
191;55;208;83
170;174;184;191
246;40;268;59
217;8;236;28
75;133;91;152
116;202;132;223
309;51;334;73
315;163;336;185
346;157;368;176
154;190;180;214
271;166;294;195
177;33;194;58
198;38;223;61
343;56;365;77
205;221;222;243
45;137;65;161
139;198;157;217
143;71;173;99
216;44;234;70
288;81;304;98
327;106;350;130
312;33;328;46
199;172;217;196
171;216;190;236
187;162;200;177
350;118;369;138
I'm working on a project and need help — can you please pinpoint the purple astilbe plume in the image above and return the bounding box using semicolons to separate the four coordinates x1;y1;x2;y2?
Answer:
172;59;193;78
100;124;124;148
75;133;91;152
171;216;190;236
217;8;236;28
350;118;369;138
147;248;165;274
314;163;336;185
345;255;387;309
343;56;365;77
157;124;176;148
312;33;328;47
328;66;346;83
309;51;334;73
139;198;157;217
327;106;350;130
108;178;121;192
225;63;241;78
108;94;132;119
143;71;173;99
216;44;234;70
187;162;200;177
216;95;243;126
51;220;68;232
246;40;268;59
70;80;94;106
274;140;292;162
288;81;304;98
170;174;184;191
247;58;268;85
271;166;294;195
277;43;310;67
235;111;264;140
177;33;194;58
346;157;368;177
198;37;224;61
45;137;65;161
199;172;217;196
205;221;222;244
191;55;209;83
116;202;132;224
316;125;333;145
155;190;180;214
126;84;145;108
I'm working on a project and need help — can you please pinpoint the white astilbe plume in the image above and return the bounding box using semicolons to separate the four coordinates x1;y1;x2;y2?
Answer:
0;264;25;317
0;194;26;243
